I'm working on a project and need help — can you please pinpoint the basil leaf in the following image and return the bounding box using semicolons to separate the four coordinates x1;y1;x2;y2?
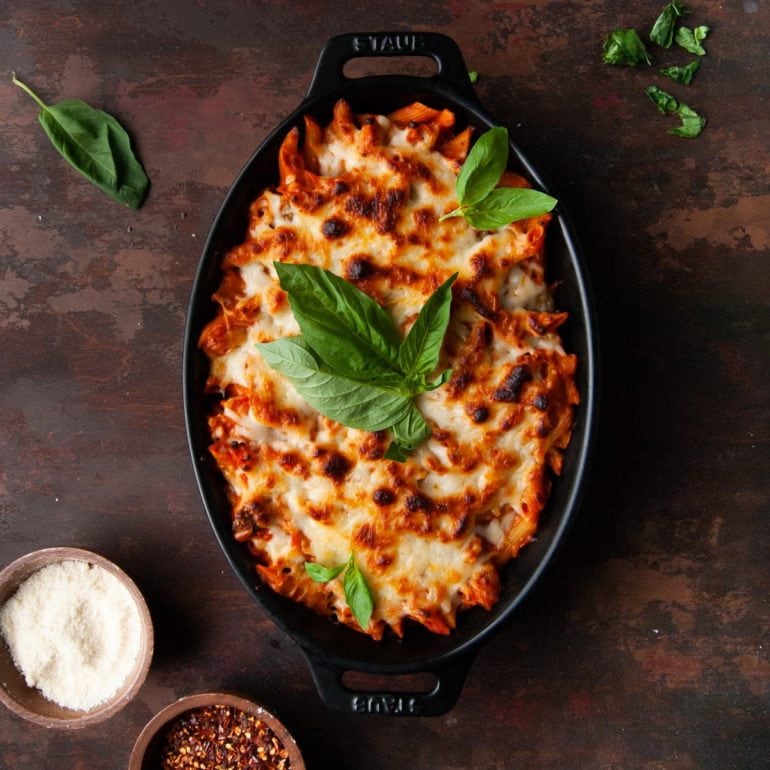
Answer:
383;441;410;462
455;126;509;208
463;187;557;230
650;1;688;48
257;336;411;431
305;561;346;582
385;405;431;463
392;404;431;447
675;25;709;55
695;26;710;43
343;554;374;629
660;59;700;84
468;71;479;83
668;103;706;137
645;85;679;114
398;273;458;377
13;74;149;209
602;29;651;66
274;262;402;381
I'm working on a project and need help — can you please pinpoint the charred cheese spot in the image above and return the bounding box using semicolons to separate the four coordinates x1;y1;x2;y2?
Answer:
470;405;489;424
354;523;379;549
372;488;395;506
201;100;578;640
345;255;376;282
321;452;351;482
321;218;348;239
492;364;533;403
458;284;497;320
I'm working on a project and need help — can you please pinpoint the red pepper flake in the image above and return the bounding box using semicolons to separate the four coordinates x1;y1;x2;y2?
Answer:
161;704;292;769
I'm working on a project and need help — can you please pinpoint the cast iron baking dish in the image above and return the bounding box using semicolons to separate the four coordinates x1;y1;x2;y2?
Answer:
184;31;598;716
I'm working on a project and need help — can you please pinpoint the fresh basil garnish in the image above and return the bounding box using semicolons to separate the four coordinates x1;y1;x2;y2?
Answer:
12;74;149;209
398;273;456;381
385;404;432;462
454;125;509;208
304;561;346;582
675;25;709;55
440;126;557;229
305;553;374;629
463;187;557;230
602;29;651;66
343;555;375;630
650;1;688;48
468;71;479;83
660;60;700;84
273;261;401;382
259;265;458;459
257;336;412;431
645;85;680;114
668;103;706;137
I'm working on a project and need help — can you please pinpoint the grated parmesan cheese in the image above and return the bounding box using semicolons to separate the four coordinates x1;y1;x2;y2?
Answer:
0;560;142;711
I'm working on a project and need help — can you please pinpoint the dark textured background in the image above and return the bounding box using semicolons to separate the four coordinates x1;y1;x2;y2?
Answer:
1;1;768;768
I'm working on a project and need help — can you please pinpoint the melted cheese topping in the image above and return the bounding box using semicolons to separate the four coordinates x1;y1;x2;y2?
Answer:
200;101;579;639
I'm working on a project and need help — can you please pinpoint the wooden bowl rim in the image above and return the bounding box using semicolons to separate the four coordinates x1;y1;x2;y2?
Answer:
128;691;305;770
0;546;154;729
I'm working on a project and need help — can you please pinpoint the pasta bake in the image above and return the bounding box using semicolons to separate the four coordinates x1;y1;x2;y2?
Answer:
199;100;578;639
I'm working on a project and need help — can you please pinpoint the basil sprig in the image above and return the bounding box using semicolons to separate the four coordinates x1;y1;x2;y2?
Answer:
12;74;149;209
650;1;689;48
258;263;457;459
305;553;374;629
440;126;557;229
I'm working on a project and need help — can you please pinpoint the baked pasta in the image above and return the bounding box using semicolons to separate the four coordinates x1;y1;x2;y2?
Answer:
200;100;578;639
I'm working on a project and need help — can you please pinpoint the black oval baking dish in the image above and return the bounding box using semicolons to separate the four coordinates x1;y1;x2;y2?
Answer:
184;31;598;717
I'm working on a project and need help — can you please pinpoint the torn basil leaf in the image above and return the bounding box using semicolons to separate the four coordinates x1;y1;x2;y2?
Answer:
645;85;679;114
650;1;689;48
675;25;709;55
602;29;651;66
660;60;700;84
668;103;706;137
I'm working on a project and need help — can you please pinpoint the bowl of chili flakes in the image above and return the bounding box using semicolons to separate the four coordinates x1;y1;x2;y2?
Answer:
129;691;304;770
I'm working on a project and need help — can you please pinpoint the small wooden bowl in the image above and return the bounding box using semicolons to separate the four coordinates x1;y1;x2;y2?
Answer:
0;547;153;729
129;692;305;770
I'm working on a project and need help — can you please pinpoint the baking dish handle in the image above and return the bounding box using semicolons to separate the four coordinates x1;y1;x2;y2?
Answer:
303;652;477;717
306;31;479;103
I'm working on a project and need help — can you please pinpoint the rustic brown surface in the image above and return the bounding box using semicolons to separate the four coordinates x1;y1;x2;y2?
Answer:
1;1;768;768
